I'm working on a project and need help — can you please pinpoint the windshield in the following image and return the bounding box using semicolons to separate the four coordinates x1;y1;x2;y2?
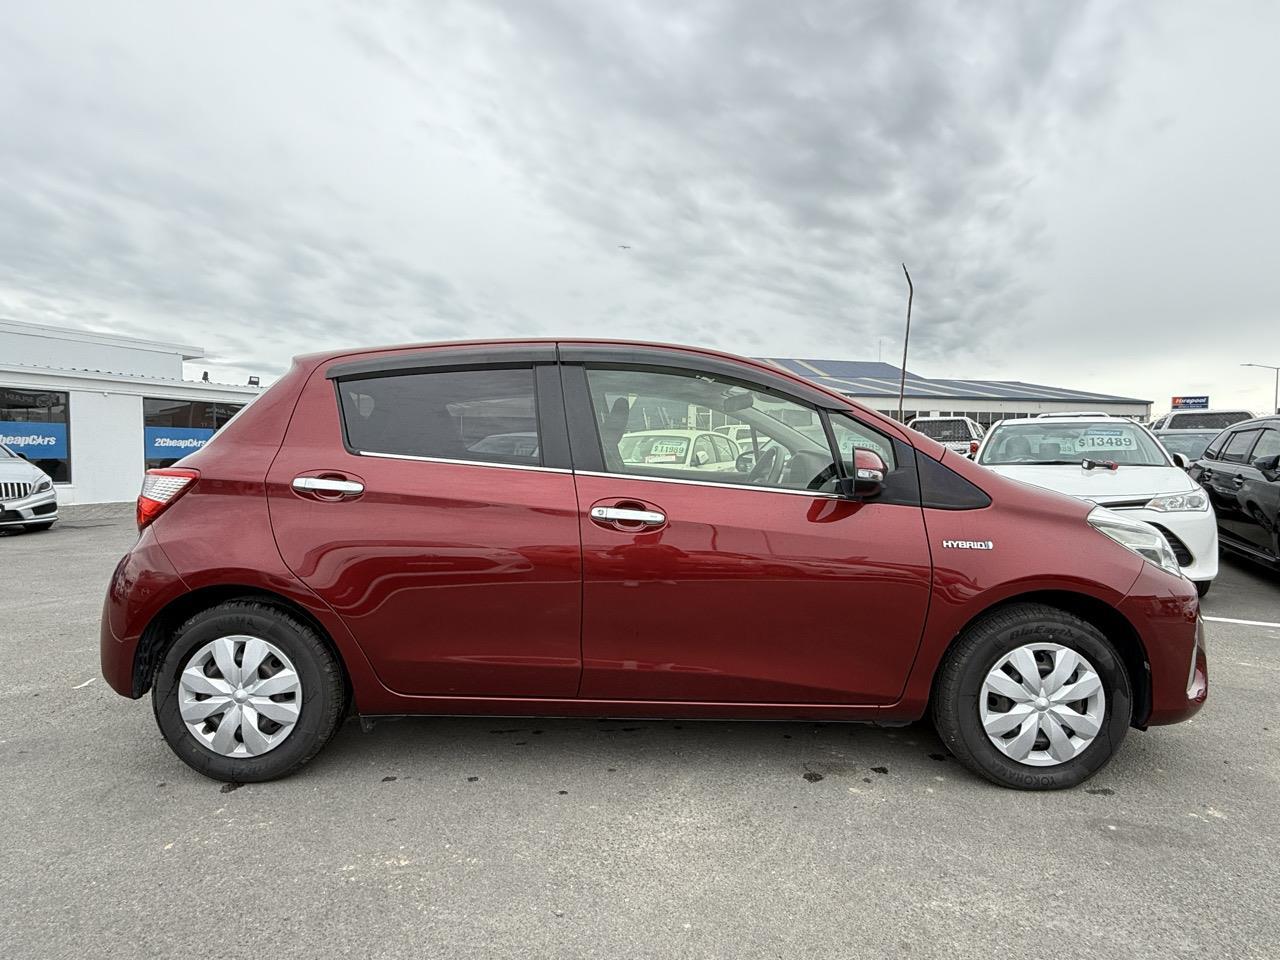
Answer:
619;435;690;465
911;419;970;442
980;421;1169;466
1157;431;1219;460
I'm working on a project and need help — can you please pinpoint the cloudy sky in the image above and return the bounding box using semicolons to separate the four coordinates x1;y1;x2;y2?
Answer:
2;1;1278;413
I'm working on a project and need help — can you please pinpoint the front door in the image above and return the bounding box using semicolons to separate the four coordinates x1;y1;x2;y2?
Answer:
563;358;932;704
267;352;582;698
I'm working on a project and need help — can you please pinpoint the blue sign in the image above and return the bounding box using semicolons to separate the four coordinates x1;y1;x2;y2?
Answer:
145;426;215;459
0;420;67;459
1172;396;1209;409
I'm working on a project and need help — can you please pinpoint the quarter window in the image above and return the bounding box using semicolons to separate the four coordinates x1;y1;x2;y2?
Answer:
338;367;541;466
1221;429;1261;464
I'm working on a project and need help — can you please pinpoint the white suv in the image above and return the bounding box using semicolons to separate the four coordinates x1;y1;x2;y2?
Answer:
907;416;985;457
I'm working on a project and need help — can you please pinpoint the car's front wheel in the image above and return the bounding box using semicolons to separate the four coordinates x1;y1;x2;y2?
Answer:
152;600;345;782
1195;580;1211;598
932;603;1132;790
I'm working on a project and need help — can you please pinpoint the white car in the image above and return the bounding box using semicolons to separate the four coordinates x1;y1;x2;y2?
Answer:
975;416;1218;595
907;415;985;457
0;443;58;532
619;429;742;473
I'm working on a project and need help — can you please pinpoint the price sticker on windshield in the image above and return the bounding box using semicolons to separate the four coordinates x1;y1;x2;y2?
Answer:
1075;430;1134;451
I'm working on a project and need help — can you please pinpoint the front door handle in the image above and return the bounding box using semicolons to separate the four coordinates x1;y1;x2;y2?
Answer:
293;476;364;495
1231;475;1246;487
591;506;665;525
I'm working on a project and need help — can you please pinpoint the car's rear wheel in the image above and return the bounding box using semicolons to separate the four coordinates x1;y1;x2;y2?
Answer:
152;601;344;782
932;603;1132;790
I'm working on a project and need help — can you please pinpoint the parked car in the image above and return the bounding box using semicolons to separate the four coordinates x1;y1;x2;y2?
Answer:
1149;409;1255;431
618;429;741;473
1187;415;1280;570
0;442;58;532
975;416;1218;596
101;340;1207;790
1152;429;1222;465
906;415;985;457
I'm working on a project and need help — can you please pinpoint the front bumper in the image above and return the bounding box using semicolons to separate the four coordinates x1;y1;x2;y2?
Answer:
1118;562;1207;726
0;487;58;527
1104;503;1218;583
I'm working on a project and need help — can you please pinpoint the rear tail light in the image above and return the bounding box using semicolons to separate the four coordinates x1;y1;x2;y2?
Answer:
137;468;199;530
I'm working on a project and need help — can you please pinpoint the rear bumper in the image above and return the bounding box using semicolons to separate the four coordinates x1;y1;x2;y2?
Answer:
100;530;189;698
1118;564;1207;726
0;487;58;527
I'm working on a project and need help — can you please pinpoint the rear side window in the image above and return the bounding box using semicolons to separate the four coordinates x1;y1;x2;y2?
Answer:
1220;429;1261;464
337;367;541;466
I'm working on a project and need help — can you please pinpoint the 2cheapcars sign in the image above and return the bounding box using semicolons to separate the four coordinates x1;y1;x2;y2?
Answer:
145;426;215;459
0;421;68;459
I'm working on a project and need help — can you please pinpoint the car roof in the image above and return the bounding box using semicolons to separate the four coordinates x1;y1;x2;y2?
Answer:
908;415;972;422
990;416;1137;427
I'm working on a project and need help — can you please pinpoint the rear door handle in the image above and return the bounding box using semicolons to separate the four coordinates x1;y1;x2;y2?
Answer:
591;506;665;525
293;477;364;495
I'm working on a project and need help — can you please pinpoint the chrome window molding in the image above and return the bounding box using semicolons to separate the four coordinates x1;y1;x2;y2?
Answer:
356;450;572;474
573;469;846;500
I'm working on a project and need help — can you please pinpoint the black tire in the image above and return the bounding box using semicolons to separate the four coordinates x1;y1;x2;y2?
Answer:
152;600;345;783
931;603;1132;790
23;521;55;532
1195;580;1211;598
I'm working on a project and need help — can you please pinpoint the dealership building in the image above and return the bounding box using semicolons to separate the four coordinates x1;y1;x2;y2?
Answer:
1;320;1151;505
757;358;1151;424
0;319;260;505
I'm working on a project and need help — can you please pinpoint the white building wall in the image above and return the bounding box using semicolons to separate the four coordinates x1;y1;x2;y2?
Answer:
0;320;199;380
62;391;146;505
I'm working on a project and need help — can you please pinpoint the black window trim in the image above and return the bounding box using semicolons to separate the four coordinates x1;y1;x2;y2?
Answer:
325;344;558;382
329;356;573;472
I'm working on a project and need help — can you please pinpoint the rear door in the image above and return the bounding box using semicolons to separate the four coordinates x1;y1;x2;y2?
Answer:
266;347;583;698
560;348;932;705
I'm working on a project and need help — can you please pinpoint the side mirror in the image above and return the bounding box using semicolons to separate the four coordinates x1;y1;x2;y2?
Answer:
845;448;886;498
692;450;710;467
1252;453;1280;477
1172;452;1190;470
735;452;755;473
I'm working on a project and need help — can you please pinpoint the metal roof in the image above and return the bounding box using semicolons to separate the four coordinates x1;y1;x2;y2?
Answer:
758;358;1150;404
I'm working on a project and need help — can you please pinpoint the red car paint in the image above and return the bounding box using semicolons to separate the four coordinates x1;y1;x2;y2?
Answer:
101;339;1206;729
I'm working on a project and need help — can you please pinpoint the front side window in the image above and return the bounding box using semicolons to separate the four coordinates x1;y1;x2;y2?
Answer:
0;387;70;482
1251;429;1280;463
1221;429;1261;464
338;367;540;467
978;421;1169;467
584;366;839;491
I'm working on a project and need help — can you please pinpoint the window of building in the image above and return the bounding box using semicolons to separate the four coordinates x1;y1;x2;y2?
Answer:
144;398;244;469
337;367;541;467
0;388;71;482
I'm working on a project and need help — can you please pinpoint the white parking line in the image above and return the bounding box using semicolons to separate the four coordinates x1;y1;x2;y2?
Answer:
1205;616;1280;629
72;677;96;689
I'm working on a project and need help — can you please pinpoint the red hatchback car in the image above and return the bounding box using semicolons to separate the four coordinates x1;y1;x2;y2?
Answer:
100;340;1207;789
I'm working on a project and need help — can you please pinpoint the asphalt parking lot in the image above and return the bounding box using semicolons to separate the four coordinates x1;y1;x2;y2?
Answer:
2;513;1278;960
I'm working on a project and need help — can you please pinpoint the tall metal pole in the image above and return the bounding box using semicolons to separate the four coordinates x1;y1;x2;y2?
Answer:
1241;362;1280;415
897;263;913;421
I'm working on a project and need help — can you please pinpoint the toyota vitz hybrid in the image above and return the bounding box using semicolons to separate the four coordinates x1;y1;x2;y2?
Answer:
100;340;1207;789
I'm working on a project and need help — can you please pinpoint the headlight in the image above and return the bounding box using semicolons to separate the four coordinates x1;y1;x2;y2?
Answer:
1145;491;1208;512
34;477;53;493
1087;507;1183;578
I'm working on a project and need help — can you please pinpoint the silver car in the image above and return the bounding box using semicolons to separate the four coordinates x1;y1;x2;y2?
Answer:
0;443;58;532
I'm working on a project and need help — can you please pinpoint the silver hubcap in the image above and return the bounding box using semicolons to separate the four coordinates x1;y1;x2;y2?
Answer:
979;643;1106;767
179;635;302;758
